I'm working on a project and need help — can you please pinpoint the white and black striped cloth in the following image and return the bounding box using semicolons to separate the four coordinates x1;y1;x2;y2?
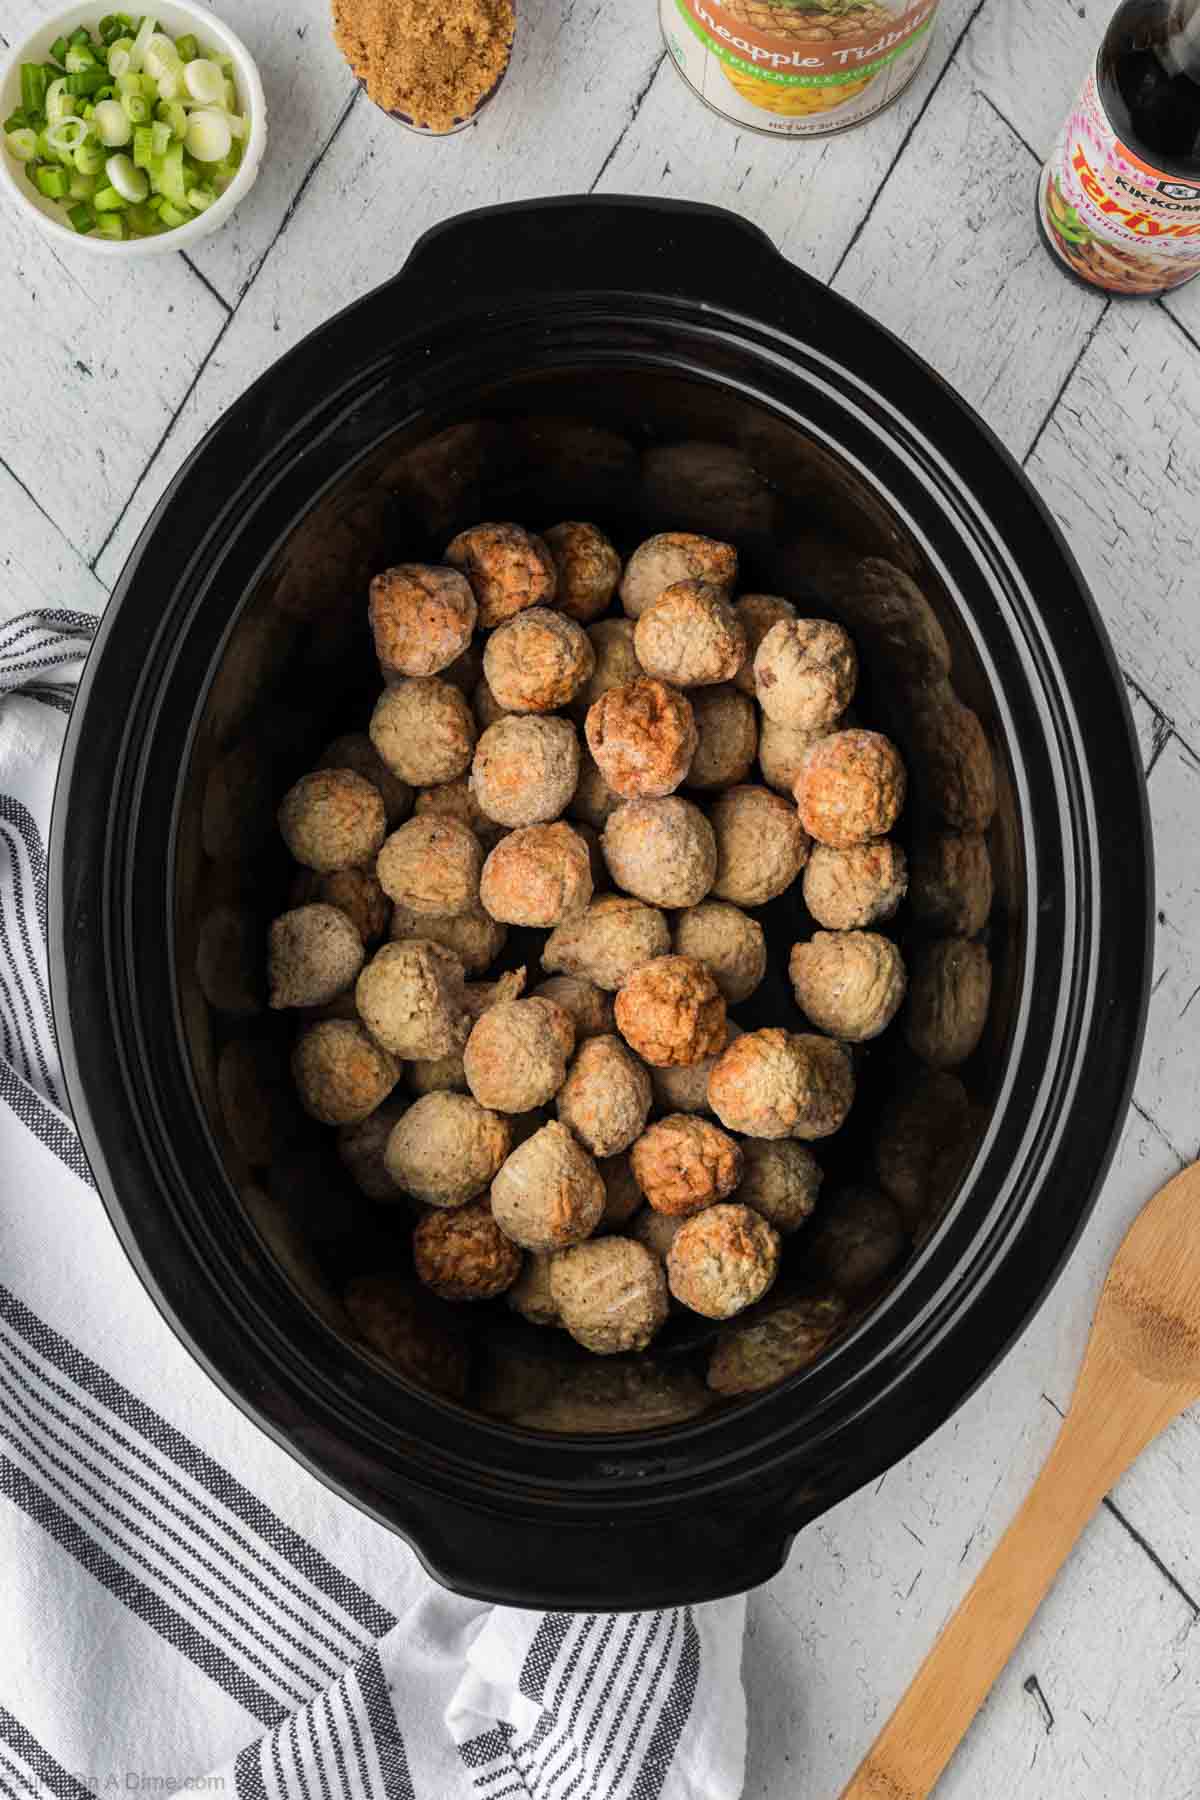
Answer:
0;606;747;1800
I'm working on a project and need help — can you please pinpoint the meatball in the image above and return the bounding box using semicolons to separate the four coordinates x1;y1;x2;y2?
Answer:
673;901;765;1006
550;1237;669;1354
738;1139;822;1234
807;1186;907;1298
686;685;758;791
631;1114;742;1217
291;868;390;946
408;1050;468;1096
528;980;611;1045
376;816;483;918
441;638;484;698
543;521;622;624
483;608;595;714
292;1020;400;1125
837;558;952;691
462;966;528;1019
337;1097;407;1200
195;905;261;1015
649;1020;742;1115
384;1092;512;1208
907;689;997;832
803;840;908;931
909;832;993;937
472;676;508;732
615;955;726;1068
268;904;364;1009
218;1036;302;1165
754;618;857;730
390;900;505;976
479;824;593;928
600;797;716;910
874;1068;970;1231
413;1199;522;1301
344;1273;469;1397
368;564;477;680
507;1253;560;1327
463;997;575;1113
619;532;737;620
586;677;698;801
490;1120;605;1250
788;930;907;1043
733;595;797;696
556;1034;652;1158
795;729;907;849
630;1206;683;1263
445;523;556;629
707;1293;847;1395
568;750;622;831
667;1204;780;1319
708;1028;854;1141
905;938;991;1069
598;1152;644;1230
542;894;671;992
317;734;412;827
279;770;387;873
758;716;831;797
413;778;506;849
355;940;469;1061
709;785;810;907
571;617;640;721
634;581;747;688
471;715;580;828
369;678;476;789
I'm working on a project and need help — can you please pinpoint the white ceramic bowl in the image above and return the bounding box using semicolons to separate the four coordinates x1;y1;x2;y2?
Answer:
0;2;266;256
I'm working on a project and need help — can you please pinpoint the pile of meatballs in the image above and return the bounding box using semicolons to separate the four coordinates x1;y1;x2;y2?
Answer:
246;519;995;1401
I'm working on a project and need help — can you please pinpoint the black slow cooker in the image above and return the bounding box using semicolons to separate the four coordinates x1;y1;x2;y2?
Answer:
49;198;1152;1610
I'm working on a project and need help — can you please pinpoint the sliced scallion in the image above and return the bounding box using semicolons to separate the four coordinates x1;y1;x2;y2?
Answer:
49;36;71;64
74;140;106;174
95;210;125;238
93;183;126;211
157;198;192;227
5;127;38;162
67;199;95;232
183;58;224;105
35;165;69;198
128;14;156;72
106;151;148;201
46;116;89;152
185;109;231;163
93;98;132;145
64;43;98;74
174;33;199;62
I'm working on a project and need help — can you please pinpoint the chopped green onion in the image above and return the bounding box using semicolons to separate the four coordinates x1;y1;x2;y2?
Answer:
224;79;238;112
21;64;49;115
64;43;98;73
69;169;98;198
183;58;224;105
156;137;188;204
75;140;106;173
67;199;95;232
175;33;199;61
132;123;153;166
93;183;126;211
45;78;75;122
121;93;149;123
70;26;92;46
145;190;164;210
150;118;172;156
128;14;156;72
93;99;132;145
158;98;187;138
5;127;39;162
213;53;234;75
49;36;71;64
106;151;148;201
67;68;110;96
45;116;89;152
225;112;247;141
157;198;192;227
185;109;231;162
186;184;215;211
107;46;131;77
115;70;141;97
4;108;28;132
35;165;69;198
96;210;125;238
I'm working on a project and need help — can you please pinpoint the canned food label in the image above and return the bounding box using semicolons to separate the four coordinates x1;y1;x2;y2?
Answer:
1040;66;1200;295
662;0;939;136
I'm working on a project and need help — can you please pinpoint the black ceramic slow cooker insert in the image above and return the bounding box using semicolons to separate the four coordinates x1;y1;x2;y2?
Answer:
50;198;1152;1611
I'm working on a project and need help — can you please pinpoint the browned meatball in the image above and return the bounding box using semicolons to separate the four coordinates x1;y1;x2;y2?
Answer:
615;955;726;1068
543;521;622;624
634;581;747;688
462;966;528;1020
909;832;993;937
571;617;640;722
733;594;797;696
408;1050;468;1096
667;1204;780;1318
376;816;483;918
542;894;671;992
369;678;476;788
904;938;991;1069
837;558;951;691
368;564;477;680
472;676;508;732
601;797;716;909
463;997;575;1113
355;940;469;1061
687;685;758;791
343;1273;469;1397
413;778;506;849
445;523;556;628
384;1092;512;1207
598;1151;644;1230
479;824;593;928
269;904;364;1009
413;1200;522;1300
507;1252;561;1326
532;976;615;1040
490;1120;605;1250
708;1027;854;1141
758;716;834;797
709;785;810;907
738;1139;822;1234
807;1186;907;1298
795;729;907;849
630;1206;684;1263
483;607;595;713
707;1293;847;1394
619;532;737;620
292;1020;400;1125
390;900;505;976
673;902;765;1005
568;750;622;831
471;715;580;828
631;1114;742;1217
788;931;907;1043
317;734;412;827
650;1020;743;1115
754;618;857;730
586;677;698;802
279;770;387;873
550;1237;668;1353
556;1035;652;1158
908;689;997;832
337;1097;407;1200
803;840;908;931
291;867;390;946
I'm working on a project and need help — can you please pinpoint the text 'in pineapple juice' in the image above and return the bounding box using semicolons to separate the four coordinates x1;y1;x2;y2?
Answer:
661;0;940;137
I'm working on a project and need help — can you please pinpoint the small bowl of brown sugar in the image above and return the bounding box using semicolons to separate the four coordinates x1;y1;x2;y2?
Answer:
333;0;515;136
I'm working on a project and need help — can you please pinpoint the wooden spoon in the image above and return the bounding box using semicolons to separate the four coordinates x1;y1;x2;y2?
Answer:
840;1159;1200;1800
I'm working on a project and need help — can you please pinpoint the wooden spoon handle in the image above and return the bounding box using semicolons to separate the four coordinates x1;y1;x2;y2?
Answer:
837;1419;1122;1800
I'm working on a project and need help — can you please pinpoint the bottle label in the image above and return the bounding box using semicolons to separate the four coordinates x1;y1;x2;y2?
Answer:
1040;65;1200;294
661;0;939;137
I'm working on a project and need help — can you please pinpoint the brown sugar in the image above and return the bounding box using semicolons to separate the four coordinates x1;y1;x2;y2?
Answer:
332;0;515;135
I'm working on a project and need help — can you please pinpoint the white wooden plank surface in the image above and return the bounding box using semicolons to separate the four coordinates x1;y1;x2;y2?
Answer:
3;0;1200;1790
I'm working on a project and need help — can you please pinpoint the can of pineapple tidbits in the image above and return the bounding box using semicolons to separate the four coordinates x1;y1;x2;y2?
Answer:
661;0;941;138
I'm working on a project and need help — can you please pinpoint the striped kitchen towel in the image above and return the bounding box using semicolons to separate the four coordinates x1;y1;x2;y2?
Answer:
0;607;748;1800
